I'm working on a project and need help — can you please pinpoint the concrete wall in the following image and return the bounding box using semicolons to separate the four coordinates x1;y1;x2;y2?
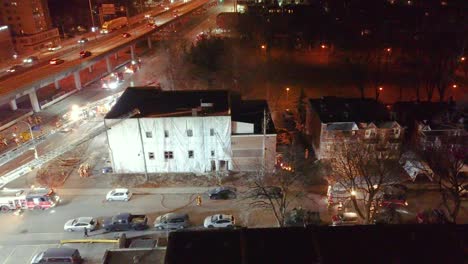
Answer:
231;134;277;173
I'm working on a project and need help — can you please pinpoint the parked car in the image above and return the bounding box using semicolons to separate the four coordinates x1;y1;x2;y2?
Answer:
79;50;92;58
48;45;62;51
77;37;89;44
106;188;132;201
49;58;65;65
203;214;235;228
122;32;131;38
31;248;83;264
23;56;39;64
251;186;283;199
102;213;148;232
154;213;190;230
331;212;359;226
208;186;237;200
7;65;23;73
64;217;97;232
102;167;113;174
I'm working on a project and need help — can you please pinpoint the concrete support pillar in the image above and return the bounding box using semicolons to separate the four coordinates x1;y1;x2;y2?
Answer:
106;56;112;73
28;90;40;112
147;37;152;49
9;99;18;111
54;79;61;90
130;45;136;61
73;72;82;90
88;65;93;73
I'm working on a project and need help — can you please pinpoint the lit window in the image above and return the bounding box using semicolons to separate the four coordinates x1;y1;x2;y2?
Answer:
188;150;194;158
148;152;155;160
187;129;193;137
164;151;174;159
211;150;215;157
210;128;215;136
164;130;169;138
145;131;152;138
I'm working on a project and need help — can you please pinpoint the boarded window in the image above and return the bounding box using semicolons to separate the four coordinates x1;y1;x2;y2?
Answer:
210;128;215;136
188;150;194;158
187;129;193;137
145;132;152;138
164;151;174;159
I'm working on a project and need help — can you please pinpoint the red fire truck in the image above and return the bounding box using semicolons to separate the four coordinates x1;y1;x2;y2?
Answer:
0;187;60;212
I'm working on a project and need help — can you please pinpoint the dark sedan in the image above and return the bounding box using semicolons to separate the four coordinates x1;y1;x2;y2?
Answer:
208;187;237;200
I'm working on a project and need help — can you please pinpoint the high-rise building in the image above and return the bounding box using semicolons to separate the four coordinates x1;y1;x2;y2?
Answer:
0;0;60;53
0;25;15;61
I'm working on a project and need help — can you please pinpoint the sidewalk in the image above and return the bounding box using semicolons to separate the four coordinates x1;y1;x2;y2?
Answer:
57;187;215;196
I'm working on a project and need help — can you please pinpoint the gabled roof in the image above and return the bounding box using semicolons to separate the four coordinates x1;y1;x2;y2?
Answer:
326;122;358;131
309;97;390;123
378;121;401;129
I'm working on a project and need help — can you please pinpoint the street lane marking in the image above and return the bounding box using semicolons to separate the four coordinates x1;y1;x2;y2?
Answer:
1;247;15;264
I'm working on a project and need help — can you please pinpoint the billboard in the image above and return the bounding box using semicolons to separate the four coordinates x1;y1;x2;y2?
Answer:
102;4;116;15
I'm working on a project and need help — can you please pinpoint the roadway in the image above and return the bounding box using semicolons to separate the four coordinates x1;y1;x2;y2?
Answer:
0;0;210;105
0;3;243;263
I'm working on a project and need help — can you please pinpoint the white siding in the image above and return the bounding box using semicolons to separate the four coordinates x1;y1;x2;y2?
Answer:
107;116;232;173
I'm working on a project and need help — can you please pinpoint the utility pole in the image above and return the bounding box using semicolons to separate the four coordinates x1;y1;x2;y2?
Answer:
88;0;96;28
261;108;267;177
137;118;149;182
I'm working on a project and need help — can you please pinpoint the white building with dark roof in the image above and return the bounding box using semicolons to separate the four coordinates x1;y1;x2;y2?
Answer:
104;88;276;174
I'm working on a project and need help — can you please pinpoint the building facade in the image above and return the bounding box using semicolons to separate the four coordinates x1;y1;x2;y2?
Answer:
306;97;404;160
105;88;276;174
0;25;15;60
0;0;60;53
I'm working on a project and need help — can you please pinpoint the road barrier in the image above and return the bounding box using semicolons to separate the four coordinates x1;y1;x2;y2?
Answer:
60;239;119;244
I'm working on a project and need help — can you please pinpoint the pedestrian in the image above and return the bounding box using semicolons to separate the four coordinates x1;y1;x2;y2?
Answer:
196;195;202;206
83;227;88;237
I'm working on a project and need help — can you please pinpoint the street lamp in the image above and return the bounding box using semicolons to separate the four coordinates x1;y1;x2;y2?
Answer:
88;0;96;29
286;87;290;104
18;120;38;159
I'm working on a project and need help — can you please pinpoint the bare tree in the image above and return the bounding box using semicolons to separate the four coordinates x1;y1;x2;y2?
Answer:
329;140;401;224
247;169;306;227
417;139;466;223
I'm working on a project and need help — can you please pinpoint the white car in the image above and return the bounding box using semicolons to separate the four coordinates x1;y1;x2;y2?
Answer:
48;45;62;51
203;214;235;228
106;188;132;201
64;217;97;232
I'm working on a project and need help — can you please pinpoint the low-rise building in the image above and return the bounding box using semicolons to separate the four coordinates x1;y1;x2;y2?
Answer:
104;88;276;174
305;97;404;160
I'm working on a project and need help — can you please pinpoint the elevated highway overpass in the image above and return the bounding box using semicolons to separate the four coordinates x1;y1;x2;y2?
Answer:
0;0;209;112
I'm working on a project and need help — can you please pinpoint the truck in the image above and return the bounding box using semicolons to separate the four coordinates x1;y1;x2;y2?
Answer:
102;213;148;232
0;187;60;212
100;17;128;34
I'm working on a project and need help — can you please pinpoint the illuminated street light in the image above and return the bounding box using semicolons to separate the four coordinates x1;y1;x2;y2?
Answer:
321;44;326;49
386;48;391;52
461;57;466;62
351;190;356;196
261;44;266;50
452;84;457;88
379;87;383;91
286;87;290;103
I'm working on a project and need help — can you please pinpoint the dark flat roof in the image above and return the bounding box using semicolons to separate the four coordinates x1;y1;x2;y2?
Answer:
105;88;276;135
231;99;276;134
309;97;390;123
166;225;467;264
105;88;230;118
